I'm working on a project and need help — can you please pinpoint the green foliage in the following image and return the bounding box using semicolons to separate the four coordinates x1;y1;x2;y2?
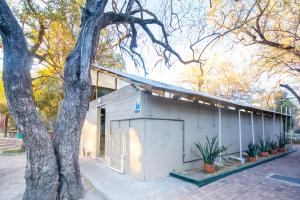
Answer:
259;138;270;152
246;142;259;157
4;1;124;129
278;132;287;148
32;69;63;127
194;135;230;165
1;146;25;155
269;139;278;151
0;73;8;115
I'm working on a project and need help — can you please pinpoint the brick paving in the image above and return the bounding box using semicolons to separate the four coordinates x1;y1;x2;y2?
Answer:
143;146;300;200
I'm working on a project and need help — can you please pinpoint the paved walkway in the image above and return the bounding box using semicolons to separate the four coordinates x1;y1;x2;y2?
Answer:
0;155;25;200
80;146;300;200
1;146;300;199
0;155;102;200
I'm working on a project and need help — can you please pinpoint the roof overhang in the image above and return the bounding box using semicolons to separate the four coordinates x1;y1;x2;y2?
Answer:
91;65;292;117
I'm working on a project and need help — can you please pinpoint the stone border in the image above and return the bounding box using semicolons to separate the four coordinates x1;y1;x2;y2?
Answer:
170;149;297;187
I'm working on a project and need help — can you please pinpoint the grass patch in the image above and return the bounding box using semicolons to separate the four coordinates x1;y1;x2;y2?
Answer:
1;146;25;155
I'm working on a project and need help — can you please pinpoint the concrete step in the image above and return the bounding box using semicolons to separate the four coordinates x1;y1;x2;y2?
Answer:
0;145;18;150
0;143;17;147
0;139;23;150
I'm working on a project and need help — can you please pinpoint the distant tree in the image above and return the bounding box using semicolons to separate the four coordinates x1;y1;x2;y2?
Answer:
6;0;124;128
179;57;251;102
0;74;9;137
217;0;300;102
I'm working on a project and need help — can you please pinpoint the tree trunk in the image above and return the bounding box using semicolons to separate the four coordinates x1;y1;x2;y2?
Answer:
53;80;91;199
1;0;174;199
0;1;59;199
3;114;8;137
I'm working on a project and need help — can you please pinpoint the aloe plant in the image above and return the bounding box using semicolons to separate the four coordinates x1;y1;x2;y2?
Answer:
246;142;259;157
195;135;230;165
269;139;278;151
278;132;287;148
259;138;270;152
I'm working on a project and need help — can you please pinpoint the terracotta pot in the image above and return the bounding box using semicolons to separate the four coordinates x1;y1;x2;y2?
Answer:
278;147;288;152
269;149;278;154
203;163;215;173
247;156;256;162
259;152;269;157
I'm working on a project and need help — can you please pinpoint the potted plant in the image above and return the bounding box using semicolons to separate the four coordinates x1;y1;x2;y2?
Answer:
195;135;230;173
278;133;288;152
259;138;269;157
245;142;259;162
269;140;278;154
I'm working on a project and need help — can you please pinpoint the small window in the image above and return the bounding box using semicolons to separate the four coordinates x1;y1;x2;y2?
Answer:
90;86;115;101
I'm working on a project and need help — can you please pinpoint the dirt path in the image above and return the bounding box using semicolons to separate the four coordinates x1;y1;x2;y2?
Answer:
0;154;103;200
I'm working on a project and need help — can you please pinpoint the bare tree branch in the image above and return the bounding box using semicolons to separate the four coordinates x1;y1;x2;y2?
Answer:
280;83;300;103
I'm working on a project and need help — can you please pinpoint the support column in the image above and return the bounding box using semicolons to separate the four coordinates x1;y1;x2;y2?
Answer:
262;112;265;145
285;107;288;135
96;71;99;98
290;108;293;146
218;104;222;163
238;109;242;159
251;111;255;144
281;105;283;134
273;113;276;139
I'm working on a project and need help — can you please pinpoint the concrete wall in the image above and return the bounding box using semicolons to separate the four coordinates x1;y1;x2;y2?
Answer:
143;119;184;180
81;85;142;158
81;85;287;181
143;94;284;163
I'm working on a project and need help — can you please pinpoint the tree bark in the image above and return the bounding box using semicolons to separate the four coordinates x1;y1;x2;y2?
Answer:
0;1;59;199
3;114;8;137
52;51;91;198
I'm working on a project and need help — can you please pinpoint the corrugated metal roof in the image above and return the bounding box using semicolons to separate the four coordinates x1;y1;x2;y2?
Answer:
91;65;290;116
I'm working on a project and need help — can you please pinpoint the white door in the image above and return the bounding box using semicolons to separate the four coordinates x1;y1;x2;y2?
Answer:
109;120;128;172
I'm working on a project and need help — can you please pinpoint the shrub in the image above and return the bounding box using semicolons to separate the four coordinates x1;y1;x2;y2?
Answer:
269;139;278;151
259;138;270;152
278;132;287;148
195;135;230;165
246;142;259;157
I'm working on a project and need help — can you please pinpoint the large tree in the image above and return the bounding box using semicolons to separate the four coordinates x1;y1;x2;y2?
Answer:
0;0;206;199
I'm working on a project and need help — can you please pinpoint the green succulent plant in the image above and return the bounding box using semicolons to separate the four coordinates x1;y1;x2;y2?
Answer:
259;138;270;152
278;132;287;148
194;135;230;165
269;139;278;151
246;142;259;157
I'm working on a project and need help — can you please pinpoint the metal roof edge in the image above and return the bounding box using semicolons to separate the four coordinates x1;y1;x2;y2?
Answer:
91;65;291;116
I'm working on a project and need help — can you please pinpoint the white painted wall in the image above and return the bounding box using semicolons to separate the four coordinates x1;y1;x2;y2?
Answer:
81;85;287;181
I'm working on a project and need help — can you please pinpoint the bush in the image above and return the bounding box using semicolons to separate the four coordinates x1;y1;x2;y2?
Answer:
259;138;270;152
278;132;287;148
246;142;259;157
269;139;278;151
194;135;230;165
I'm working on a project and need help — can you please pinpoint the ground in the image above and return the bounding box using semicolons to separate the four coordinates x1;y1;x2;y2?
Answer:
1;146;300;200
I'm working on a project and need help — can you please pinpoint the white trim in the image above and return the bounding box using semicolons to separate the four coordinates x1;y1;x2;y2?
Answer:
273;113;276;138
238;109;243;161
285;107;288;135
281;106;283;133
218;104;222;163
251;111;255;144
262;112;265;145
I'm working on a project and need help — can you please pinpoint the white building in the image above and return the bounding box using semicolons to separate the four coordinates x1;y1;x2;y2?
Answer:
81;65;292;181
